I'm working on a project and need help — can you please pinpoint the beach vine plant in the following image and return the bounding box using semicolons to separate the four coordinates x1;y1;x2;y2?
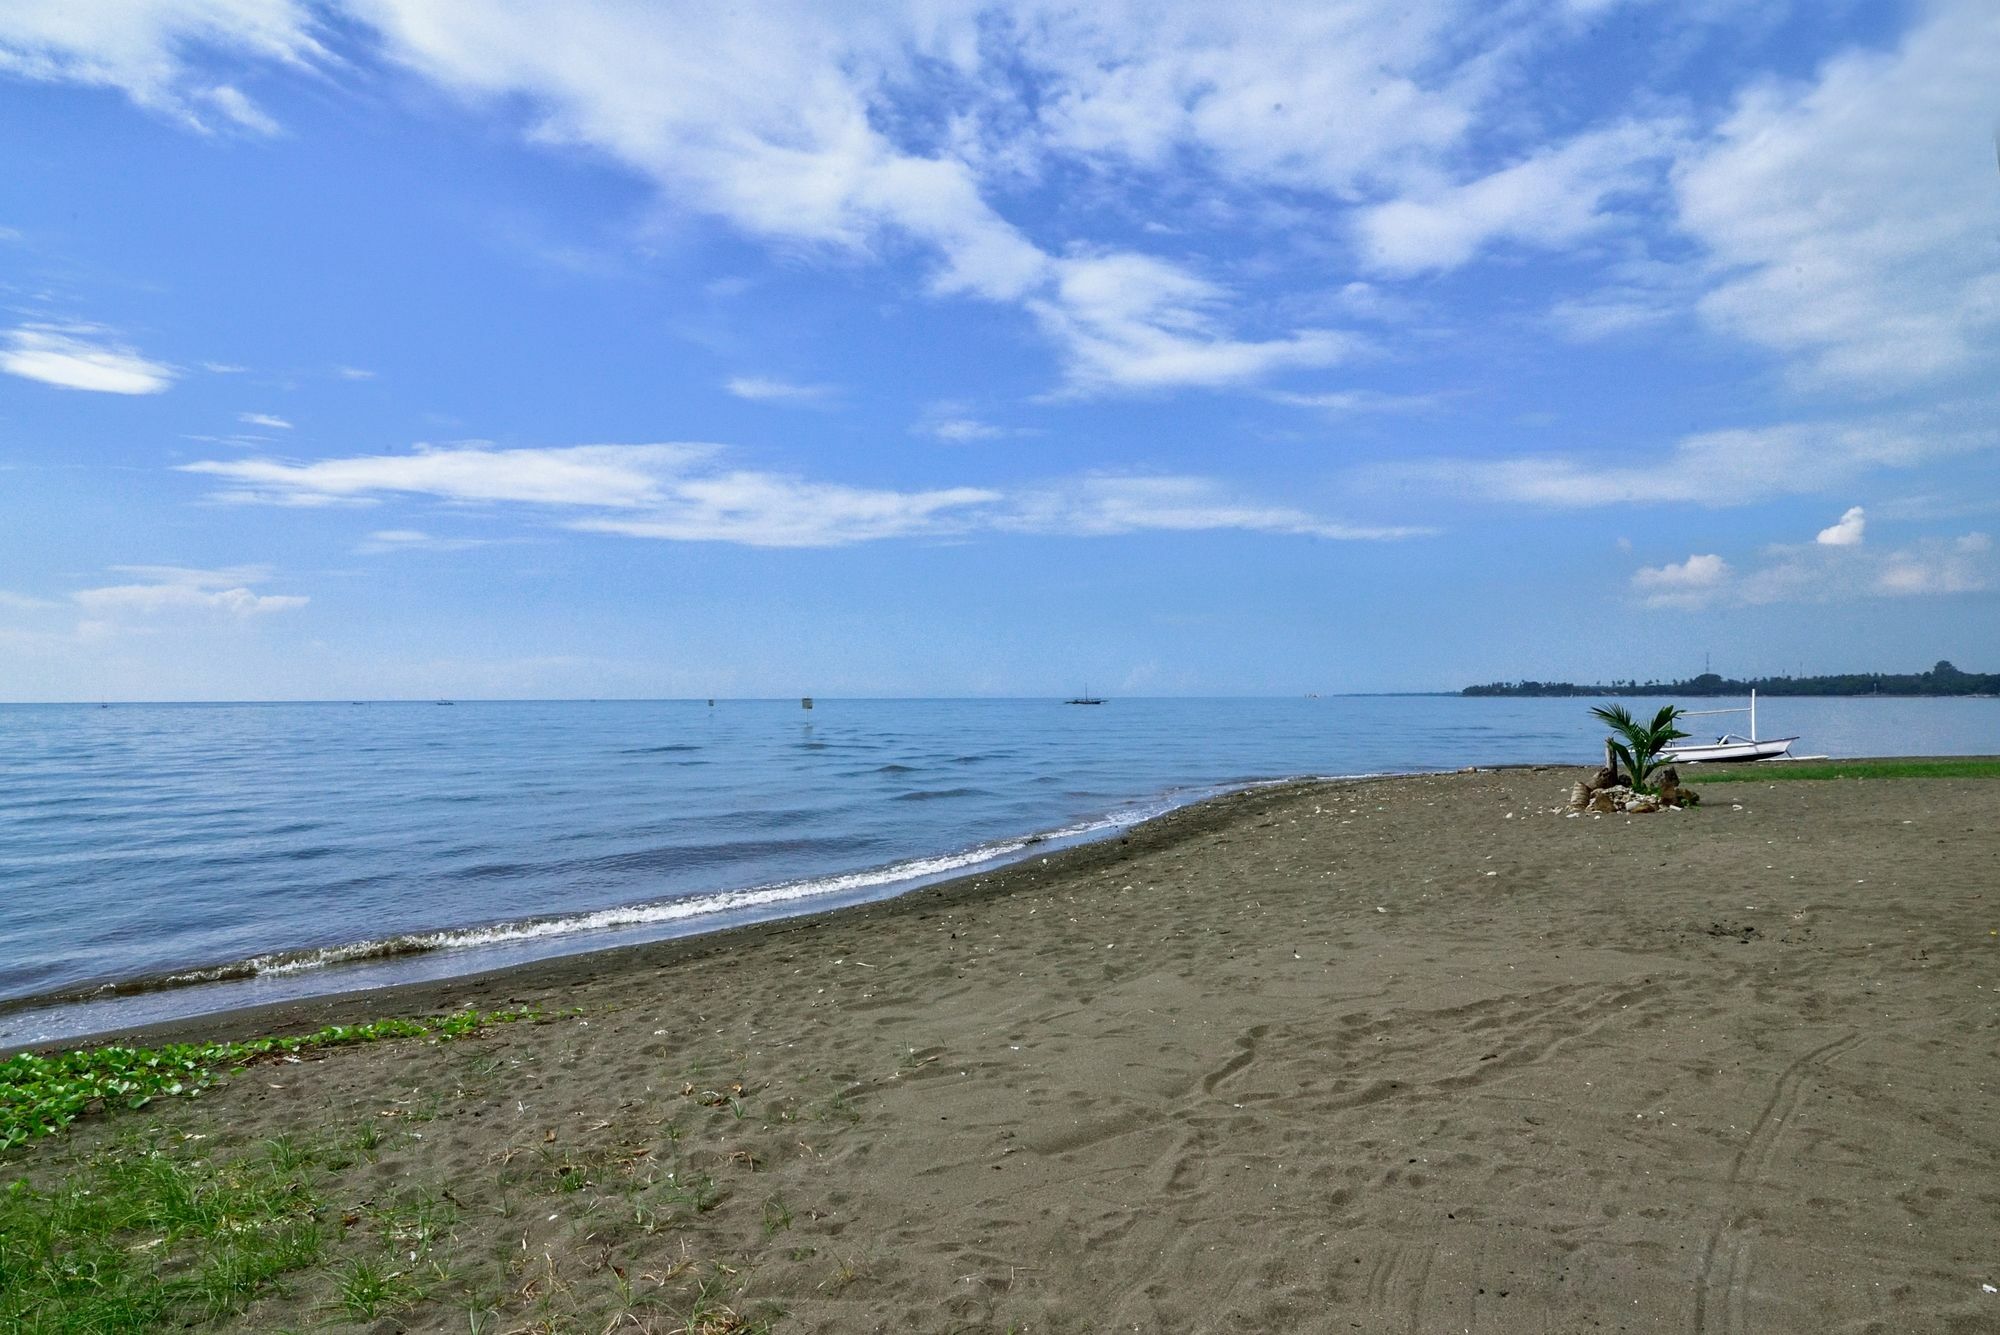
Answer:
1588;703;1689;794
0;1006;539;1152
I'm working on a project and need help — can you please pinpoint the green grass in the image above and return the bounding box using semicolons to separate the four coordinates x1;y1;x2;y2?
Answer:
0;1141;328;1332
0;1005;539;1151
1692;757;2000;783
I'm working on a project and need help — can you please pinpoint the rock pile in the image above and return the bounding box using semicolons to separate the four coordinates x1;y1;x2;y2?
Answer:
1565;765;1698;814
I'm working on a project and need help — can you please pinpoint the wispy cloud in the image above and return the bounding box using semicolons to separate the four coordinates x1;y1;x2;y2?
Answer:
0;0;319;134
999;476;1431;542
356;529;495;554
723;376;837;405
183;443;712;509
572;475;1000;547
1269;388;1441;416
181;442;1420;548
1673;1;2000;388
279;3;1413;395
912;402;1026;442
1;324;176;394
238;411;292;429
919;417;1008;443
1031;253;1351;395
1383;414;1990;509
1355;120;1680;276
10;1;1996;407
71;565;307;618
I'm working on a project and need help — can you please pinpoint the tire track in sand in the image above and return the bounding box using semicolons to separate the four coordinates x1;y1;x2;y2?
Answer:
1691;1029;1861;1334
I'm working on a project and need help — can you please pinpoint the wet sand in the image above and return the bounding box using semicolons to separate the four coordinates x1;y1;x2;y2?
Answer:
14;766;2000;1332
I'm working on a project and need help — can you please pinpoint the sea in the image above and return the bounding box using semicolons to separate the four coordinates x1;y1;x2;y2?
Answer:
4;695;1996;1046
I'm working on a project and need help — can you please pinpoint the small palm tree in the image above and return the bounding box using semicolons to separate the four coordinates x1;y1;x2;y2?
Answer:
1589;703;1689;793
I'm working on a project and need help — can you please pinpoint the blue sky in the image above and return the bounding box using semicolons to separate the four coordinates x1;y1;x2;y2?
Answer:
2;0;1996;699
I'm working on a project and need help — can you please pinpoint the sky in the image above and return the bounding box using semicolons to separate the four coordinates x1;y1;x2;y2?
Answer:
1;0;1997;700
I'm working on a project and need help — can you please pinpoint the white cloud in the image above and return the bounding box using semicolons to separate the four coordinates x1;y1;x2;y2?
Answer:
356;528;493;554
913;403;1017;442
1631;552;1729;608
318;2;1392;393
1270;388;1440;415
203;360;247;374
1000;475;1431;542
1392;416;1979;509
1547;294;1676;341
573;473;1000;548
1632;530;1994;609
1875;534;1992;597
72;565;307;617
1356;121;1679;275
198;82;278;134
238;411;292;429
0;0;317;133
1;324;176;394
1674;0;2000;388
0;590;55;611
333;365;376;380
920;417;1008;443
7;0;1798;398
1032;252;1351;394
723;376;836;405
1014;3;1493;195
183;441;1420;548
182;442;711;508
1815;505;1865;547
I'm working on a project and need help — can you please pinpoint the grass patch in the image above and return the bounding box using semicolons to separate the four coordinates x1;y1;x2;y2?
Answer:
1;1006;539;1151
1692;757;2000;783
0;1141;327;1332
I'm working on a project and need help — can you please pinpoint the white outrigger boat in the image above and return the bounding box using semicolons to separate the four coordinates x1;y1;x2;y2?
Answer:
1661;691;1799;764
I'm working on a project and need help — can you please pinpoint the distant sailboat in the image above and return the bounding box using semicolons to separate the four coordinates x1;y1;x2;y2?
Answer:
1065;686;1105;705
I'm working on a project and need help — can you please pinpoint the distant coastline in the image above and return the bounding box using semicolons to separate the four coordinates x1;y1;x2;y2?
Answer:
1463;661;1999;698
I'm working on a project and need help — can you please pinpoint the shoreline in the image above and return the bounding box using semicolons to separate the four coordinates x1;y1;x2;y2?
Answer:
9;762;1997;1330
8;755;1978;1056
9;772;1379;1055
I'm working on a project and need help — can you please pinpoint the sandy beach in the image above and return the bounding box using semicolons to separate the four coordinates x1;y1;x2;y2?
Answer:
11;765;1999;1333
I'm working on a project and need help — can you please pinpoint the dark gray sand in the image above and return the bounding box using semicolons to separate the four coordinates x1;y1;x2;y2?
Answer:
14;768;2000;1332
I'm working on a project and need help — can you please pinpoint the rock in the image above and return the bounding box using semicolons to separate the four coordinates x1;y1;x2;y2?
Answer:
1587;789;1621;813
1656;767;1682;807
1591;765;1618;792
1624;795;1661;814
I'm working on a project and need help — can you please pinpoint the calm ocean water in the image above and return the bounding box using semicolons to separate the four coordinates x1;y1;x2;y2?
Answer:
4;695;1996;1045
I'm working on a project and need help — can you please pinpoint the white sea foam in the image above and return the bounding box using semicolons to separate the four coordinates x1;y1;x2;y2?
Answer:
152;802;1172;990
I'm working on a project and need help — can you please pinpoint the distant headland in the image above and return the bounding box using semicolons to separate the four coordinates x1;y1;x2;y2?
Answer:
1462;661;1999;698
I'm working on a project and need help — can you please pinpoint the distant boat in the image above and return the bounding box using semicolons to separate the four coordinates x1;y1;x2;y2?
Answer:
801;696;814;710
435;700;454;706
1661;691;1798;763
1065;687;1105;705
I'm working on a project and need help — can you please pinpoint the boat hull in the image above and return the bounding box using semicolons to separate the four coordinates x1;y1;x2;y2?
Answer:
1661;737;1798;764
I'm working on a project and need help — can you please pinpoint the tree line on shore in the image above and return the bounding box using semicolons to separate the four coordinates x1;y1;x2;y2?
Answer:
1462;662;1998;698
